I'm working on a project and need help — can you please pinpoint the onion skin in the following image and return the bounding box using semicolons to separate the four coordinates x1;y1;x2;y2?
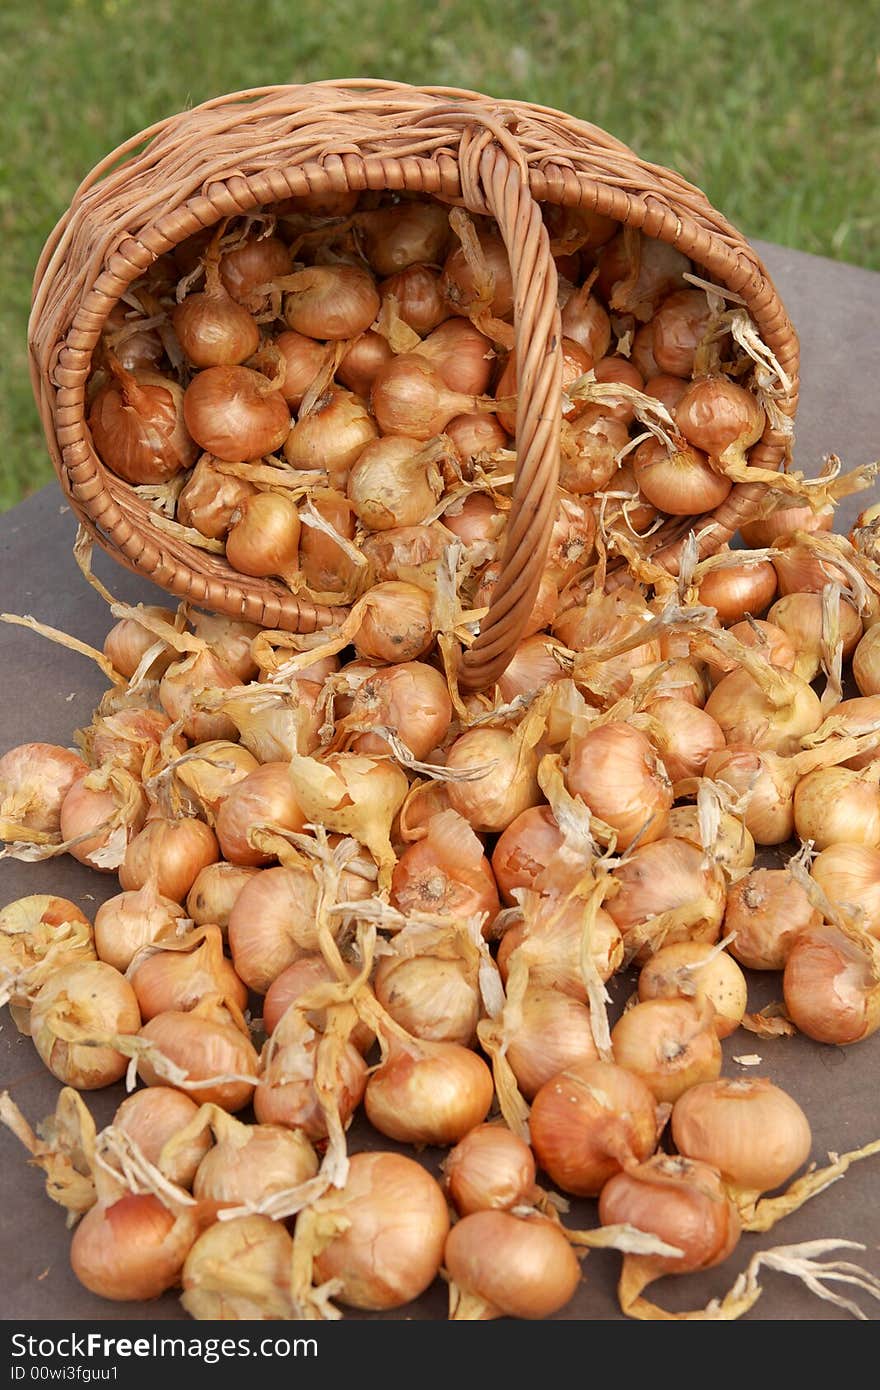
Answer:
365;1042;494;1146
183;366;290;463
492;806;566;904
119;817;219;903
445;1211;581;1320
783;923;880;1045
598;1155;741;1277
113;1088;210;1189
443;1125;537;1216
0;743;88;838
724;868;822;971
566;722;672;850
671;1078;812;1194
610;998;723;1105
313;1152;450;1311
30;961;141;1089
637;943;747;1039
137;1009;259;1112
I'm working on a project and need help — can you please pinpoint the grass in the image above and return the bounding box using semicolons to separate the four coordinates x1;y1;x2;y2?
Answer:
1;0;877;509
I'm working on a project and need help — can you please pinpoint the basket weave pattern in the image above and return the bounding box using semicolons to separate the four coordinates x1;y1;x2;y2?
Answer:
29;79;799;689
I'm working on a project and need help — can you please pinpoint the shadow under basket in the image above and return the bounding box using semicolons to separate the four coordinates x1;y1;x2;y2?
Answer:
28;79;799;690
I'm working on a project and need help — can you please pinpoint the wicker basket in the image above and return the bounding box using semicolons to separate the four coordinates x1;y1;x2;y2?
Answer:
28;79;799;690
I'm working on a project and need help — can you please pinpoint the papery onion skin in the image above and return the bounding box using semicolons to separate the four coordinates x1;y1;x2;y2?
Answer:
283;264;379;340
94;886;185;974
633;438;731;516
186;862;259;931
159;650;239;744
172;292;260;369
59;773;147;871
119;817;219;903
529;1059;658;1197
566;722;672;850
113;1088;211;1189
374;954;479;1046
606;837;726;955
89;368;197;484
697;559;778;626
102;609;179;681
337;330;394;397
353;582;435;663
275;330;333;408
283;390;377;487
183;366;290;463
637;942;748;1039
365;1042;494;1146
505;988;600;1099
810;843;880;937
783;923;880;1044
193;1124;318;1207
225;492;301;580
671;1078;812;1194
253;1035;367;1141
443;1124;537;1216
496;900;623;998
725;866;826;974
491;806;566;904
227;864;318;993
220;236;291;306
675;376;765;460
704;666;822;756
313;1152;450;1311
130;928;248;1021
215;763;306;867
445;1211;581;1320
70;1194;198;1301
445;728;542;834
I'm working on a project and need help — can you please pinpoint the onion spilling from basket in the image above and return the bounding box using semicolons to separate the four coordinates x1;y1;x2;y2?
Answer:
79;190;840;632
3;187;880;1323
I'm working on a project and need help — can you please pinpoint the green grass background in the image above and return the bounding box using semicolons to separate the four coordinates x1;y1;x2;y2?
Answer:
1;0;877;510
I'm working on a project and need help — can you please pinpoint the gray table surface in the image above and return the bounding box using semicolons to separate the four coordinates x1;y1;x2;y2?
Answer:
1;241;879;1323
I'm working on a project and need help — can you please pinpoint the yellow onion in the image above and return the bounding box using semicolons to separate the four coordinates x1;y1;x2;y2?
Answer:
283;389;377;487
651;289;714;377
635;438;731;517
87;707;182;779
30;961;141;1089
71;1192;198;1301
704;663;822;756
697;558;778;625
220;235;291;307
497;898;623;998
649;698;725;782
360;202;450;276
183;365;290;462
559;407;629;495
794;765;880;850
491;806;566;904
445;1211;581;1320
597;232;690;320
275;330;333;408
504;987;599;1099
495;338;593;434
310;1151;450;1311
353;581;435;662
339;661;452;761
769;591;863;681
598;1154;740;1277
192;1118;318;1209
360;521;451;582
262;955;373;1053
282;264;379;340
215;763;306;867
89;359;197;484
173;739;260;820
94;883;185;974
113;1088;211;1188
611;997;722;1104
554;592;660;704
441;230;513;319
0;895;93;1020
186;862;259;930
442;490;506;546
675;376;765;462
644;372;688;412
443;1124;537;1216
772;538;851;596
337;330;394;396
373;953;480;1046
254;1015;367;1141
137;1002;259;1112
379;263;449;334
446;412;509;460
606;837;726;958
783;921;880;1044
227;865;319;993
365;1037;494;1146
810;843;880;936
390;809;499;928
638;942;747;1038
130;925;248;1021
740;499;835;549
591;354;646;423
225;490;301;582
159;649;240;743
298;489;359;595
561;282;612;360
666;805;755;872
59;771;147;871
724;867;820;971
702;618;797;684
566;721;672;849
103;608;179;680
671;1078;812;1195
372;353;495;440
347;435;444;531
0;743;88;841
544;493;597;588
854;623;880;696
181;1213;294;1320
445;727;541;834
172;277;260;369
529;1059;659;1197
119;816;218;903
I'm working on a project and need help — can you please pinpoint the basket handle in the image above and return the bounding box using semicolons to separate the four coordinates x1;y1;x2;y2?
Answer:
418;110;563;691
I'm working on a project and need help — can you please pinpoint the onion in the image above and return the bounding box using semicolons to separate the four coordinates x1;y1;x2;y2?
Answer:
666;805;756;871
283;264;379;340
181;1214;293;1320
130;924;248;1021
183;365;290;462
495;338;592;436
309;1151;449;1311
768;591;863;681
353;582;434;663
651;289;713;377
103;607;179;680
0;894;93;1020
446;412;509;460
347;436;443;530
360;202;450;276
638;942;747;1038
442;490;506;546
610;997;722;1103
254;1018;367;1140
854;623;880;696
225;491;301;581
772;539;850;596
379;264;449;334
119;817;218;903
59;770;147;871
113;1088;211;1189
177;456;256;540
186;862;258;931
262;955;372;1052
339;661;452;760
0;743;88;841
740;499;835;549
441;230;513;319
89;359;197;484
606;837;726;958
283;389;377;487
30;961;141;1089
703;618;797;683
560;408;630;495
644;372;688;413
810;843;880;936
174;740;259;820
529;1059;659;1196
561;283;612;360
227;864;319;992
445;726;541;834
275;330;334;408
172;275;260;369
445;1211;581;1320
496;635;567;703
592;355;646;423
371;354;493;440
633;438;731;516
71;1192;198;1302
337;330;394;397
193;1119;318;1209
299;489;359;594
443;1125;537;1216
505;987;599;1099
783;921;880;1044
497;898;623;999
373;953;480;1047
697;558;778;624
554;592;660;704
597;232;690;320
649;698;726;782
414;319;494;394
390;809;499;928
361;521;451;582
566;722;672;849
137;1003;259;1112
214;763;306;867
704;663;822;755
671;1078;812;1195
94;883;184;974
364;1037;494;1146
794;765;880;850
492;806;566;903
676;376;765;461
220;236;291;307
724;867;821;971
